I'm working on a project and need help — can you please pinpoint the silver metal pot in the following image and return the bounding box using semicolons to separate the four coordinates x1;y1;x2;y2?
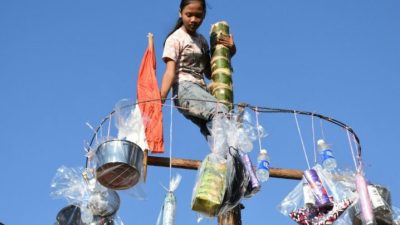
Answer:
88;190;120;217
55;205;116;225
56;205;82;225
89;215;115;225
95;139;143;190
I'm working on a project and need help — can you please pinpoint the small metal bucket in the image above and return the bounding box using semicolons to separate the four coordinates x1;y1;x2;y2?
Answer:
95;139;143;190
56;205;116;225
56;205;82;225
88;189;120;217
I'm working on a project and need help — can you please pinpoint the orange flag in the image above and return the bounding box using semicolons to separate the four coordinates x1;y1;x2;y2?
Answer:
137;33;165;153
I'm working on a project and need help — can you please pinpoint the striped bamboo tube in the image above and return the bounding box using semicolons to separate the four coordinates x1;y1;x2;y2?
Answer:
209;21;233;110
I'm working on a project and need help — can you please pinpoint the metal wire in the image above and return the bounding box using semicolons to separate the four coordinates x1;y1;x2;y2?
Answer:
85;97;363;170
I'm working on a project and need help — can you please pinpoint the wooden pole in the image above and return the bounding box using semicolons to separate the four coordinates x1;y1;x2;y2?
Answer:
146;155;303;180
147;33;154;51
142;149;149;182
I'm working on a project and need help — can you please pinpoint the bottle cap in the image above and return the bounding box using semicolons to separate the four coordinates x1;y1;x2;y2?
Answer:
317;139;326;145
260;149;267;154
317;139;330;149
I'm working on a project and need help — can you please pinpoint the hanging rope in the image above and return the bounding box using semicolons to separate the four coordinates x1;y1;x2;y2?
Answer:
320;118;327;141
107;113;112;138
293;112;311;169
346;128;359;171
311;113;317;165
168;96;176;189
255;107;263;152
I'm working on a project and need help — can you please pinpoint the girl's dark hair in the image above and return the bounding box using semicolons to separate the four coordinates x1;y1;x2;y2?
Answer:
164;0;207;43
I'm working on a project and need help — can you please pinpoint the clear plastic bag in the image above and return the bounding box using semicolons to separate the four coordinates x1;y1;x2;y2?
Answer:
191;154;227;217
114;99;149;151
156;174;182;225
50;166;92;204
278;165;357;225
219;147;249;215
207;110;266;154
350;183;396;225
55;204;125;225
51;166;124;225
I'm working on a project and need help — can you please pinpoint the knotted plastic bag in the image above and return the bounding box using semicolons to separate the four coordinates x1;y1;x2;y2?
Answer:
218;147;250;215
51;166;124;225
207;111;266;154
115;98;149;151
191;154;227;217
157;174;182;225
340;183;397;225
278;165;357;225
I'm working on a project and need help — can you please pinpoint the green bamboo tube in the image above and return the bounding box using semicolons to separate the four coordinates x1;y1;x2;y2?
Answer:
211;58;230;72
212;45;231;59
212;88;233;105
211;68;231;77
209;21;234;110
211;55;230;65
211;21;230;35
209;82;232;93
211;73;232;84
210;21;230;53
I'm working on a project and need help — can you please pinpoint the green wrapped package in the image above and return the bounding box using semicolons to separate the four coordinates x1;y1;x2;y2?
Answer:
192;154;227;217
209;21;234;110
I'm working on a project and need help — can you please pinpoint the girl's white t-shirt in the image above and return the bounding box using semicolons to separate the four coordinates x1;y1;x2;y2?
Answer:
163;27;210;88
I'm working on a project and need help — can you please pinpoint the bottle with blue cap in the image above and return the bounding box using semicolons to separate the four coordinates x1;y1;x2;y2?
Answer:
317;139;337;170
256;149;270;182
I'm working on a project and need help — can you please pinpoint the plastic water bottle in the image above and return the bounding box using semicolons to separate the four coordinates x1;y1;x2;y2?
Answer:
256;149;270;182
317;139;337;170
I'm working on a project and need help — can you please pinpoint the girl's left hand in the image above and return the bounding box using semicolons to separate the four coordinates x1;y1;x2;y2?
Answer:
217;34;236;56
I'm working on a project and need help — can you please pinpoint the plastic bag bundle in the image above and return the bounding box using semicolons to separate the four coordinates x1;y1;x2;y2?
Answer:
349;183;396;225
242;153;261;198
55;204;125;225
393;206;400;224
51;166;91;203
336;189;400;225
51;166;123;225
355;173;375;225
366;184;392;224
157;175;182;225
278;165;357;225
207;114;230;156
208;111;266;154
219;147;250;214
114;99;149;151
191;154;227;217
289;198;353;225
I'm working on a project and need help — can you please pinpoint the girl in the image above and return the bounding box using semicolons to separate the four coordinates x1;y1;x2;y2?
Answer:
160;0;236;138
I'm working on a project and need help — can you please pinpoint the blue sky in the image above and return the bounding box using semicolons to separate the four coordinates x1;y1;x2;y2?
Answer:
1;0;399;224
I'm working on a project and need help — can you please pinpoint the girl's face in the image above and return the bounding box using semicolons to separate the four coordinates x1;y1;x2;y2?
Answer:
180;1;205;35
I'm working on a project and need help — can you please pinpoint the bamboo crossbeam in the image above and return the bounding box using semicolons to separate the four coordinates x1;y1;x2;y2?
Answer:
147;155;303;180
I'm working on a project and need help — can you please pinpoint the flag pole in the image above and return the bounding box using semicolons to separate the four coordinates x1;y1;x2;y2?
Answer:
141;33;154;183
147;33;154;51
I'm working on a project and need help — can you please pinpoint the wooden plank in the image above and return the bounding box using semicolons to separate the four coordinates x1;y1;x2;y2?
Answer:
147;156;303;180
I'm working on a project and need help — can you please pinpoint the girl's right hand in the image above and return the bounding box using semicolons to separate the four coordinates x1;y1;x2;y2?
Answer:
217;34;236;56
